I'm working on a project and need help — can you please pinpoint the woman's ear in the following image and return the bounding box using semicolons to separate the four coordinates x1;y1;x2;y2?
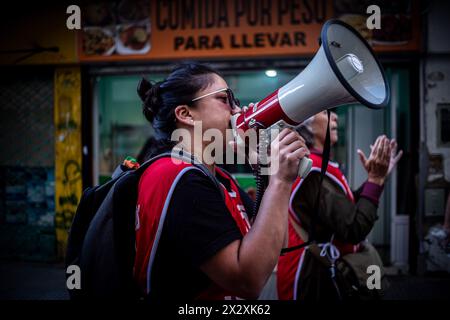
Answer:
174;105;195;126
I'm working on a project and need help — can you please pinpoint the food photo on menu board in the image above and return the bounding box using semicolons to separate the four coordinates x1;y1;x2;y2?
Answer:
81;0;151;56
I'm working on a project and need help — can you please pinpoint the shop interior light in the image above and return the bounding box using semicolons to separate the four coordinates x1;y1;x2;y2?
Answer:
265;69;277;77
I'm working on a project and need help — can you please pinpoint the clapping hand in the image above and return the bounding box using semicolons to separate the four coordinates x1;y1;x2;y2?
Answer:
357;135;396;186
362;137;403;176
386;139;403;175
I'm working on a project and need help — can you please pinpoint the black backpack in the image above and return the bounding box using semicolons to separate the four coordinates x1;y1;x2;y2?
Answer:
65;151;222;300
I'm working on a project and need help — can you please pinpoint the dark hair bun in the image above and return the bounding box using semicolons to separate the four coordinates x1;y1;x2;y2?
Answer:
137;77;152;101
138;77;161;122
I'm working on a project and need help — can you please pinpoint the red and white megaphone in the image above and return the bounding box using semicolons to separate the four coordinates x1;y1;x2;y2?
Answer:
231;19;390;177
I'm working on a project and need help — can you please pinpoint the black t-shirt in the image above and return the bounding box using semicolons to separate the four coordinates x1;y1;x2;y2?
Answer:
148;169;254;300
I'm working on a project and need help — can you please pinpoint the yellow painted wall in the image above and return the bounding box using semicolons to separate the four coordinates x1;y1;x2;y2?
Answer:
54;68;82;258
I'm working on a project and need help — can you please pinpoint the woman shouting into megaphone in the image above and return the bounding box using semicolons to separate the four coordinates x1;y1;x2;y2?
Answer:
133;62;309;300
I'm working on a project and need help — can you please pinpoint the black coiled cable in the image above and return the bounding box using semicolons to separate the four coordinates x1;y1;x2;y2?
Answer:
253;132;269;217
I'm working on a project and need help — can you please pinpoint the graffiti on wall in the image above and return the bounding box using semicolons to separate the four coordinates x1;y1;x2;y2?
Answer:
54;68;82;258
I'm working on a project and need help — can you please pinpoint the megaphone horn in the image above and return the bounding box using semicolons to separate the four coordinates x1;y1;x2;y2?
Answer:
231;19;390;177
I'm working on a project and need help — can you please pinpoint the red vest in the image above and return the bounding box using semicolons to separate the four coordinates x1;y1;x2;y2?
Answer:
133;158;250;300
277;153;359;300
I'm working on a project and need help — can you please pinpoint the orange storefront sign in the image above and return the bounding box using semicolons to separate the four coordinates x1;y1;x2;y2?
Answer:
78;0;420;62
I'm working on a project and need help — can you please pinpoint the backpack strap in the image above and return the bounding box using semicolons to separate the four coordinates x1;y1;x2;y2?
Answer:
138;150;225;201
308;110;331;242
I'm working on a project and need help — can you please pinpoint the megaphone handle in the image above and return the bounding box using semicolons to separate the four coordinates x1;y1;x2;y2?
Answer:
263;120;313;178
298;156;313;178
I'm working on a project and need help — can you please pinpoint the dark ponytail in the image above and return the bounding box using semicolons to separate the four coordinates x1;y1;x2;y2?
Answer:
137;62;221;157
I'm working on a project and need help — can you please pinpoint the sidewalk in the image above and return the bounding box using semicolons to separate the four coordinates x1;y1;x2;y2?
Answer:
384;273;450;300
0;260;69;300
1;259;449;300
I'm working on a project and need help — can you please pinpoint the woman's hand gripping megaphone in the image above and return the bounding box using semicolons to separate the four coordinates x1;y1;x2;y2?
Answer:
264;120;313;178
230;103;312;178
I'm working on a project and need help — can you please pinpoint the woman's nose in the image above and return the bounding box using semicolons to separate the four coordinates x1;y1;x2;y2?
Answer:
231;105;242;115
332;112;338;121
333;114;338;127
